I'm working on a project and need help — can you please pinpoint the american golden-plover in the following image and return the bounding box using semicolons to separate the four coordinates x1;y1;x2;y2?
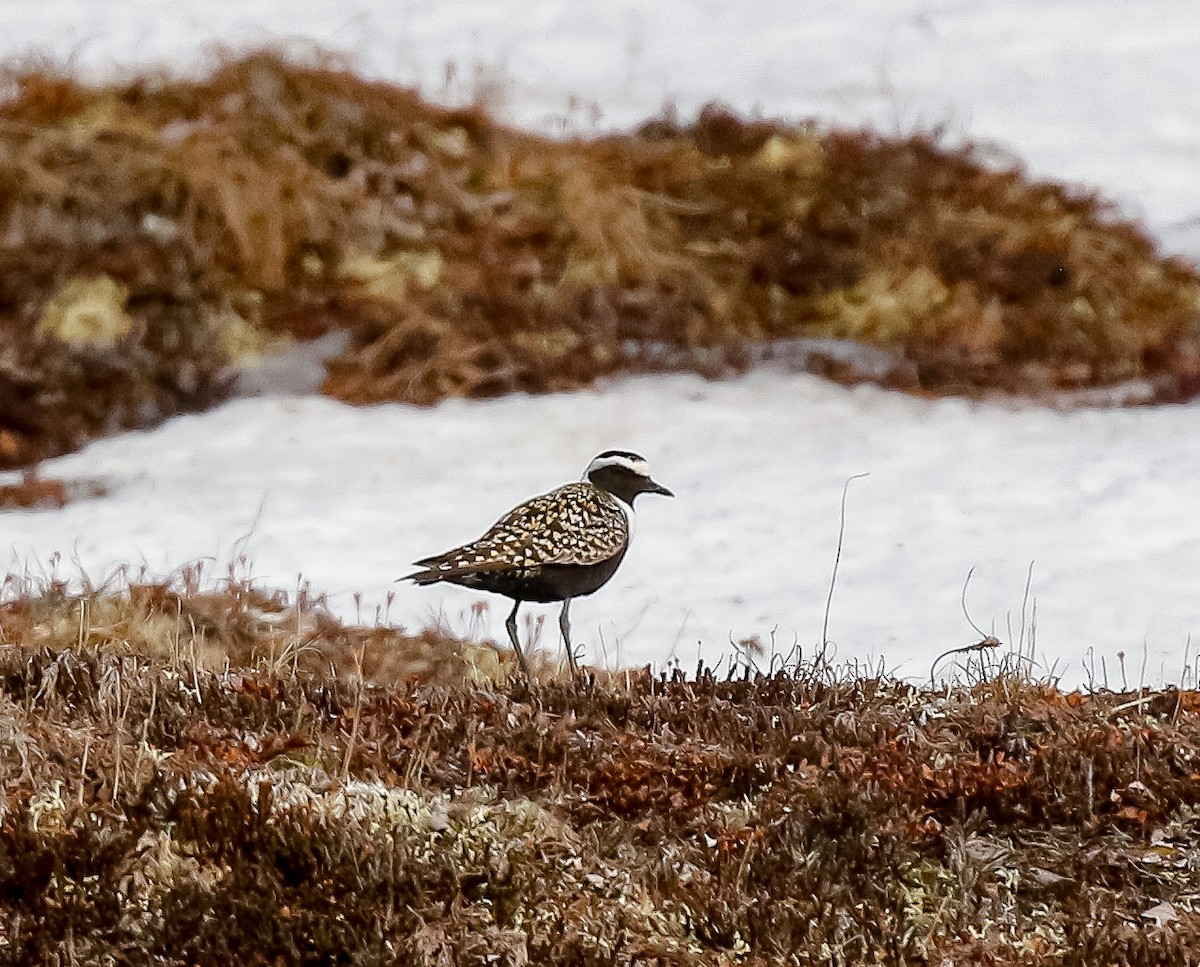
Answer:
405;450;673;678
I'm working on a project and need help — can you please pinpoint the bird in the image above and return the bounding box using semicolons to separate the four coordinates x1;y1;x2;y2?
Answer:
404;450;673;679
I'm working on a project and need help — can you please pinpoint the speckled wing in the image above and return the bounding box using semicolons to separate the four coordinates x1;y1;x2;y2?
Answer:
413;482;629;577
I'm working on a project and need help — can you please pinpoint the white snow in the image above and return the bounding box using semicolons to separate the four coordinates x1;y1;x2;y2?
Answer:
2;2;1200;684
4;370;1200;687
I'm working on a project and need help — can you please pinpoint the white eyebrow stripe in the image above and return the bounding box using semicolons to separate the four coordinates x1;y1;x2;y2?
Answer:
585;454;650;476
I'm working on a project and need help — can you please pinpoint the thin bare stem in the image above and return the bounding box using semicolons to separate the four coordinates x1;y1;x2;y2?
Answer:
821;473;869;661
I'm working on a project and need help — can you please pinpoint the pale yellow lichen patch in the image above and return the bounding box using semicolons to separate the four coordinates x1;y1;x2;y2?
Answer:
510;329;582;361
753;132;824;178
28;779;67;832
215;307;275;362
339;249;443;302
37;275;133;348
64;96;159;143
423;125;471;161
819;267;950;343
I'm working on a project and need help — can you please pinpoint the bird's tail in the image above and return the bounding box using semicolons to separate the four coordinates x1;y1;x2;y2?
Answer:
399;567;442;585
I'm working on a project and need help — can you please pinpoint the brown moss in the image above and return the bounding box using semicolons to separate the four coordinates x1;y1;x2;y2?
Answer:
0;584;1198;963
0;52;1198;468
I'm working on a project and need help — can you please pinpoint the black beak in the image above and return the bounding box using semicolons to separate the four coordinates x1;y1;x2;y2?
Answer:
643;478;674;498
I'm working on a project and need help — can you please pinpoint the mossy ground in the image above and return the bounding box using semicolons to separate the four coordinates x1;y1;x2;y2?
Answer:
2;51;1199;467
0;581;1198;964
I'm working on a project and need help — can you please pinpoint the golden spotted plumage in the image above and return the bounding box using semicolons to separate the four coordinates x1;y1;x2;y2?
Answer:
417;482;628;576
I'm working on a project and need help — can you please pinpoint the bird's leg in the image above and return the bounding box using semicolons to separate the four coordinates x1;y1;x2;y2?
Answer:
559;599;580;679
506;600;532;680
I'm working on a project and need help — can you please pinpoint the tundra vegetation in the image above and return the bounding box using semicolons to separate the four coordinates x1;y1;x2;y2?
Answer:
1;51;1199;468
0;579;1197;964
2;51;1200;963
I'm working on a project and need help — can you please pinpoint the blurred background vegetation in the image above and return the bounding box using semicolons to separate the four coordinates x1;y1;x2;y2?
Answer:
2;51;1198;469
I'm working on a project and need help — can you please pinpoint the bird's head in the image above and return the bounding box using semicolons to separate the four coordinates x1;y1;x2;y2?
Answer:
583;450;673;505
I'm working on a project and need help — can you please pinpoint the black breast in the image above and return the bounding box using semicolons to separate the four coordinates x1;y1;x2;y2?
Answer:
444;546;630;603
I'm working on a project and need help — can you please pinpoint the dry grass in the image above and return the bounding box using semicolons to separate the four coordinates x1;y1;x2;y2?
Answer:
0;573;512;687
0;472;64;510
0;469;104;509
0;52;1198;467
0;581;1198;963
